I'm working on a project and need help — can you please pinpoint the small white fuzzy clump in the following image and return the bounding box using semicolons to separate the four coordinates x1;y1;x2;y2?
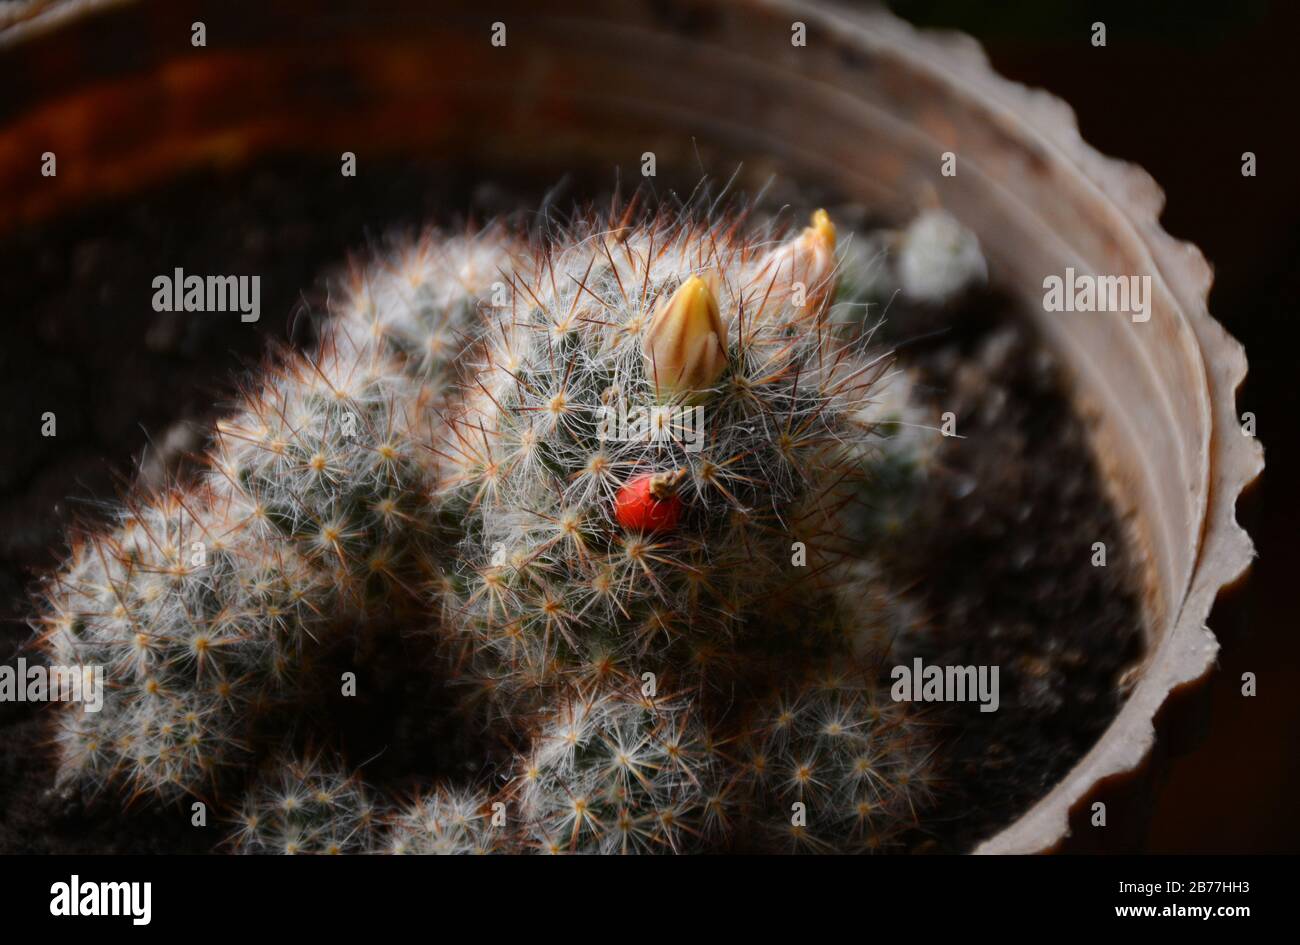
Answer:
739;670;940;853
514;686;724;854
384;786;508;854
338;227;524;378
229;755;381;854
832;557;933;661
896;209;988;304
855;367;941;474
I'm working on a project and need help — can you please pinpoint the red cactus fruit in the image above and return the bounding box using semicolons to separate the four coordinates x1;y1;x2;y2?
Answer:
615;470;685;533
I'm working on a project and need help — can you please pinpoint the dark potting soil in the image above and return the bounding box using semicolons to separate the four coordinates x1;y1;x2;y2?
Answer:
0;158;1144;853
879;295;1146;853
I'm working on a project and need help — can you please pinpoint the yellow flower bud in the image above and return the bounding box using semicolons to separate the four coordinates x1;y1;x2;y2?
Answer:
799;209;837;273
643;273;728;402
755;208;838;315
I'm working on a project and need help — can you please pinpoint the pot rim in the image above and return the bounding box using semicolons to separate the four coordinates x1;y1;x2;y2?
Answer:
797;0;1261;853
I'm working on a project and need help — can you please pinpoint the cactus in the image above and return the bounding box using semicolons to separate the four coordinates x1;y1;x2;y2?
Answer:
32;203;955;853
383;785;508;854
229;753;381;854
735;665;940;853
511;685;724;854
435;207;889;710
34;227;521;801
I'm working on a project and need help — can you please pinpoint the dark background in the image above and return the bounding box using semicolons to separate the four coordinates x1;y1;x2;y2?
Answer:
887;0;1298;853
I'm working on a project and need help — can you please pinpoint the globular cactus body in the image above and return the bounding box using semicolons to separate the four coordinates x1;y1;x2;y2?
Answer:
438;209;889;712
231;754;380;854
740;669;940;853
33;202;957;854
513;687;722;854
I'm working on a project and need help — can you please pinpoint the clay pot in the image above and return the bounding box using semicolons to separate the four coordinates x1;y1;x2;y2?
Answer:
0;0;1261;852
